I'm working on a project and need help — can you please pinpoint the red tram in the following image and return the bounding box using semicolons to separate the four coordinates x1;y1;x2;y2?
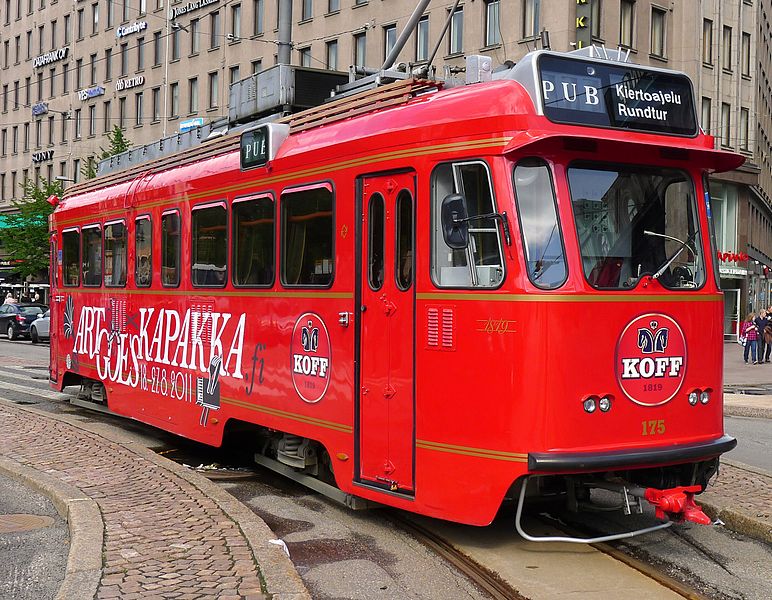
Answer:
49;49;739;536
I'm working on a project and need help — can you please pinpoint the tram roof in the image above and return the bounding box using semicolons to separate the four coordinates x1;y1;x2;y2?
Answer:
58;59;743;212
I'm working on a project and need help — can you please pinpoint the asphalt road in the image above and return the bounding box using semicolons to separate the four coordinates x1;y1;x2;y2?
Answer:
724;415;772;471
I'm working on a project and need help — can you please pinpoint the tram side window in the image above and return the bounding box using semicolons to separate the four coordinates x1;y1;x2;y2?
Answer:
513;159;567;290
233;195;274;286
192;203;227;287
62;230;80;286
431;161;504;288
135;216;152;287
281;185;334;287
104;221;127;287
82;225;103;287
162;210;181;287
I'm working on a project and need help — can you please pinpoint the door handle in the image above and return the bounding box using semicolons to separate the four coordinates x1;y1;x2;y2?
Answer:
338;311;352;327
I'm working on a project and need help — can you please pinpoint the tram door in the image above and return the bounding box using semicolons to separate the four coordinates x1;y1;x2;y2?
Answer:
49;237;58;383
358;172;416;493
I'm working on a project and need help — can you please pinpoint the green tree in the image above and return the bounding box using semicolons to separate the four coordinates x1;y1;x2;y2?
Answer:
82;126;132;179
2;178;62;280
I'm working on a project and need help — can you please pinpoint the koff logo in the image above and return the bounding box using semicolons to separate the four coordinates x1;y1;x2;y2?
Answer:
301;321;319;353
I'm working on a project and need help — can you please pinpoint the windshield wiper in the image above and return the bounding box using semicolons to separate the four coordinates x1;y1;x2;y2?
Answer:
643;230;698;280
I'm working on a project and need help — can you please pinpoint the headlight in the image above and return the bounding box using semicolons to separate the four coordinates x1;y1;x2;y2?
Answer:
583;397;597;413
700;390;710;404
598;396;612;412
688;391;699;406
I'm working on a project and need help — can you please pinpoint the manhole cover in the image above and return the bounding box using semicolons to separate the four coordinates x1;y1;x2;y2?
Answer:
0;514;55;533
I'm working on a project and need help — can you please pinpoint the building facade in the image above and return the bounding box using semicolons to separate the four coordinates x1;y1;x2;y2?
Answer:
0;0;769;319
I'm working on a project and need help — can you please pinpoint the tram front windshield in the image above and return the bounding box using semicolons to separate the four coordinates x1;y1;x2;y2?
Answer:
568;165;705;290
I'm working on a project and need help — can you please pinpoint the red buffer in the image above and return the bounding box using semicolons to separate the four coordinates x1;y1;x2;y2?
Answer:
644;485;712;525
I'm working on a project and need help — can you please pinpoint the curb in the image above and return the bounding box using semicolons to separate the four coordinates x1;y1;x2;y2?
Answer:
0;455;103;600
0;399;311;600
699;459;772;545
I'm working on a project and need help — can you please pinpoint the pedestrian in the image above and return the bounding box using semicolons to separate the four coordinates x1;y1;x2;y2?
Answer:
754;309;770;363
3;292;17;304
740;312;759;364
33;292;40;303
764;316;772;364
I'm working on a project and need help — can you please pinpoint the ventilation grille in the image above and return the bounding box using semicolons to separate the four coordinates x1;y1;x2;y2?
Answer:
426;305;455;351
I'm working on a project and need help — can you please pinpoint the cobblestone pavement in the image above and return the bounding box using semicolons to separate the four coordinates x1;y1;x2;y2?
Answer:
0;401;271;600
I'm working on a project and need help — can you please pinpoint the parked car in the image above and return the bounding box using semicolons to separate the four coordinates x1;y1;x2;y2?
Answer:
0;303;48;340
30;309;50;343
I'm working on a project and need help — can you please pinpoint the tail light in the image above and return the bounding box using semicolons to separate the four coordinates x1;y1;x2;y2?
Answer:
15;315;25;323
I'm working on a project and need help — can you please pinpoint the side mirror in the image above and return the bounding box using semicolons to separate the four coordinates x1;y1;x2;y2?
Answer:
441;194;470;250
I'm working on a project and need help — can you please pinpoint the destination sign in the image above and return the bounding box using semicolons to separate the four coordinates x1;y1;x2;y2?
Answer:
241;127;268;169
240;123;290;170
539;54;697;136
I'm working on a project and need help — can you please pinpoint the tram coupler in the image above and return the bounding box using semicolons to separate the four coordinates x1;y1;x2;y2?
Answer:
642;485;711;525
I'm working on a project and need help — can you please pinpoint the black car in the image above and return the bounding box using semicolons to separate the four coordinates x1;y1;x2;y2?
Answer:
0;303;48;340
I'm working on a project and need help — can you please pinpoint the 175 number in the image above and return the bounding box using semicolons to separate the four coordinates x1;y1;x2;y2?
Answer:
641;419;666;436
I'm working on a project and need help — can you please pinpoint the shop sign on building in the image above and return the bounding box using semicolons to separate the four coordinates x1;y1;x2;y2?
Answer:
116;76;145;92
32;47;69;69
116;21;148;38
169;0;219;20
32;150;54;163
78;86;106;102
31;102;48;117
180;117;204;132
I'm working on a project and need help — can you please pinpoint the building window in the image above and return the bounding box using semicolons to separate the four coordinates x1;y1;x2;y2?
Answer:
120;43;128;76
701;96;711;134
722;26;732;71
49;67;55;98
485;0;500;47
207;71;218;108
253;0;263;35
61;113;67;142
523;0;539;39
122;0;129;22
251;59;261;74
416;16;428;61
35;119;41;147
354;32;366;67
139;0;146;15
118;96;126;128
170;82;179;117
449;7;463;54
229;65;240;85
152;87;160;121
190;18;200;54
650;7;665;57
702;19;712;64
189;77;198;113
89;104;96;136
282;185;334;286
64;14;70;44
230;4;241;39
301;0;311;21
90;53;97;84
740;107;749;151
91;2;98;35
77;8;84;39
105;48;112;80
720;102;731;147
51;19;57;49
326;39;337;70
741;32;751;76
137;37;145;70
210;11;220;49
328;0;338;12
103;100;111;133
591;0;601;38
106;0;113;28
48;115;54;145
299;47;312;67
62;230;80;286
172;27;180;60
153;31;162;66
383;24;396;61
135;91;143;126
